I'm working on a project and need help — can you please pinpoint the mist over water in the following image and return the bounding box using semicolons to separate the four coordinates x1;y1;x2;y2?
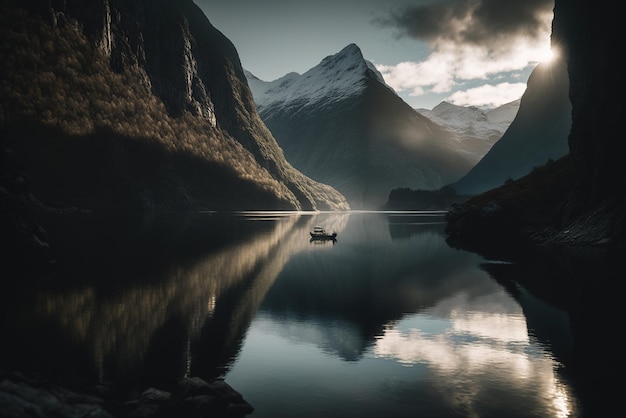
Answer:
1;211;582;417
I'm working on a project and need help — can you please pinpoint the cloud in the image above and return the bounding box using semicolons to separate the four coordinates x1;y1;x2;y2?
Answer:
379;0;554;46
446;82;528;108
374;0;554;107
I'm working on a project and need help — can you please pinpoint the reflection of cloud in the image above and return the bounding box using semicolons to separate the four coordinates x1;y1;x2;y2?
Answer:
372;317;532;374
369;290;574;417
451;310;528;342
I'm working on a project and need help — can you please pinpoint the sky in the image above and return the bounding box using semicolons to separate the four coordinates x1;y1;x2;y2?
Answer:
196;0;555;110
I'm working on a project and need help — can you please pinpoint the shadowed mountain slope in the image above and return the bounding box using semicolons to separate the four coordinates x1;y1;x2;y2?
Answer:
0;0;349;211
247;44;475;210
450;58;571;195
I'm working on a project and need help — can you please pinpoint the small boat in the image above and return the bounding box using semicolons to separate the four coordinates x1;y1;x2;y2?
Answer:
310;225;337;240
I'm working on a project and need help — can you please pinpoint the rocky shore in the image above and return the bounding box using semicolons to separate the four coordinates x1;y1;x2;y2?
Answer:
0;370;253;418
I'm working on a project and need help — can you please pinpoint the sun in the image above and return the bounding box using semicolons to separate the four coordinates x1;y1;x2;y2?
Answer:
540;46;559;63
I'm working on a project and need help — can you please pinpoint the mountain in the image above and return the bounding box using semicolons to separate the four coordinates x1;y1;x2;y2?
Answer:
444;3;622;412
445;0;624;249
418;100;521;164
449;58;571;195
0;0;349;212
245;44;475;209
246;43;398;114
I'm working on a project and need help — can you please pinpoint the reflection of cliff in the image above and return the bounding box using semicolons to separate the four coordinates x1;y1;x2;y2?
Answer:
482;263;574;363
190;211;350;378
482;247;621;417
8;211;345;390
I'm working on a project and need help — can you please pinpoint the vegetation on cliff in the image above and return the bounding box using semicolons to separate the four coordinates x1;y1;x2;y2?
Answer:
0;2;348;211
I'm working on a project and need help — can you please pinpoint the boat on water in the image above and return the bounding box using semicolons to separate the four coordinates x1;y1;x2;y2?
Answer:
310;225;337;240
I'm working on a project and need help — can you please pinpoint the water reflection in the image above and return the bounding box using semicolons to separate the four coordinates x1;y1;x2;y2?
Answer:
483;247;621;418
2;211;345;390
228;212;580;417
369;306;572;417
259;212;497;359
0;211;588;417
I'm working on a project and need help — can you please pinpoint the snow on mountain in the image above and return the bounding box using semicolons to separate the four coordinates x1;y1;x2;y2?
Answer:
418;100;520;145
244;43;473;209
245;43;394;112
486;100;521;126
415;100;521;164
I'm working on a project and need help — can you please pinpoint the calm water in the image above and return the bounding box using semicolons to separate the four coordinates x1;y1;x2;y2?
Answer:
2;211;584;417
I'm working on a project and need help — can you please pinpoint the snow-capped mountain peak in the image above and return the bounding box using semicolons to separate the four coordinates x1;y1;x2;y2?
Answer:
317;43;387;85
245;43;394;111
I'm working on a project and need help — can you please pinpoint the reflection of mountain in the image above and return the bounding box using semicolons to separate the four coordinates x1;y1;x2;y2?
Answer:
1;211;347;392
258;213;494;361
482;262;574;363
225;213;580;417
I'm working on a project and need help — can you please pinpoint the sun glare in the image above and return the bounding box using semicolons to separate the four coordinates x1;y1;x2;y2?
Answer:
540;47;557;63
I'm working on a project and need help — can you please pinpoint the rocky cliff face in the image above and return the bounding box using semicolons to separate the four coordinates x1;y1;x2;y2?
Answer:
557;0;623;232
444;2;622;413
445;0;624;249
0;0;349;211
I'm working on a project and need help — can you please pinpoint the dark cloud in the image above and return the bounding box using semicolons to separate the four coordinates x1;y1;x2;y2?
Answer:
377;0;554;45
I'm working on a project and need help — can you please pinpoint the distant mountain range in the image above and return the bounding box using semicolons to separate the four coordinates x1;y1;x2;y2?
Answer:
1;0;569;215
246;44;482;209
417;100;520;165
384;56;570;209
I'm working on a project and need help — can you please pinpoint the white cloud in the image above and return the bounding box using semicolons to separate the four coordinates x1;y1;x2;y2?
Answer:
447;82;527;108
376;59;455;97
374;0;554;108
376;35;549;108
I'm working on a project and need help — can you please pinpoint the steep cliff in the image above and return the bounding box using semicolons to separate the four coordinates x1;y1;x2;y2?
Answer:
0;0;349;211
445;0;624;250
443;5;622;414
557;0;624;234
